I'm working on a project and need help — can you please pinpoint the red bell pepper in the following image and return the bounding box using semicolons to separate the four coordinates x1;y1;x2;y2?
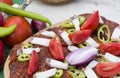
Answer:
49;38;64;60
28;50;39;76
81;11;99;32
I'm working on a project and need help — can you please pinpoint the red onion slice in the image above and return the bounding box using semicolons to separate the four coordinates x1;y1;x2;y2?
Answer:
66;47;98;65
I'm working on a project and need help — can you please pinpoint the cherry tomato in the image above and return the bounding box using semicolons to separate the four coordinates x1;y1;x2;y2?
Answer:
69;29;92;44
4;16;32;46
28;50;39;76
95;62;120;77
99;42;120;55
49;38;64;60
81;11;99;32
0;40;5;68
0;0;13;5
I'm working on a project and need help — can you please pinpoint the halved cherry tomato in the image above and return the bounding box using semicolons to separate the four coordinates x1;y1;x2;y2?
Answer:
99;42;120;55
69;29;92;44
81;11;99;32
0;0;13;5
95;62;120;77
49;38;64;60
28;50;38;76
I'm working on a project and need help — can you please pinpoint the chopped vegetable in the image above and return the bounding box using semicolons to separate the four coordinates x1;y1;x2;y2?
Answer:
97;24;111;42
60;31;72;45
47;58;68;69
111;26;120;41
0;12;3;26
99;42;120;55
18;54;31;62
49;38;64;60
84;67;98;78
67;68;86;78
68;45;79;52
31;20;47;32
41;30;56;37
72;17;80;30
104;53;120;62
78;42;89;48
34;68;57;78
86;37;99;48
22;48;40;54
0;2;52;25
66;29;75;34
69;29;92;44
28;50;39;76
52;69;63;78
95;62;120;77
22;43;33;49
30;37;51;47
78;16;85;25
81;11;99;32
61;19;74;28
0;24;16;37
66;47;98;65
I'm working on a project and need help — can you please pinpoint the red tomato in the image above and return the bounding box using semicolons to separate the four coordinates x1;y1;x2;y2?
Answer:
69;29;92;44
49;38;64;60
99;42;120;55
95;62;120;77
0;0;13;5
81;11;99;32
0;40;5;68
28;50;39;76
4;16;32;46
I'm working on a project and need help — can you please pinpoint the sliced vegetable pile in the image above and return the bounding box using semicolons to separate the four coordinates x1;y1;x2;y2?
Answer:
13;10;120;78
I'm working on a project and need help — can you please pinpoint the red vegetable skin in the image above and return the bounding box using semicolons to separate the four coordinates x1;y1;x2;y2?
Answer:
81;11;99;32
100;42;120;55
0;12;3;26
49;38;64;60
4;16;32;46
0;40;5;68
28;50;39;76
69;29;92;44
0;0;13;5
95;62;120;77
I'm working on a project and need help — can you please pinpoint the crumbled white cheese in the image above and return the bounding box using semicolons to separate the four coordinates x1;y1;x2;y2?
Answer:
30;37;50;47
86;37;99;48
111;26;120;41
72;17;80;30
41;31;56;37
60;31;72;45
